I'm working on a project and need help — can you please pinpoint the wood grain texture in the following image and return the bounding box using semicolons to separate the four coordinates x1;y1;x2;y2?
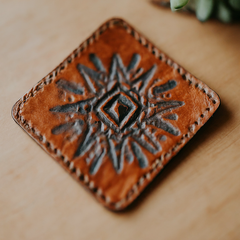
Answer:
0;0;240;239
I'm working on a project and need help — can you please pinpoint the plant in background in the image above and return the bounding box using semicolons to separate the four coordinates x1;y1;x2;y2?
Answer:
153;0;240;22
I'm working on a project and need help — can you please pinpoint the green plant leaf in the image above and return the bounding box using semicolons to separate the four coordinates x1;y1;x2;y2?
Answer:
229;0;240;11
170;0;189;11
216;1;232;23
196;0;214;22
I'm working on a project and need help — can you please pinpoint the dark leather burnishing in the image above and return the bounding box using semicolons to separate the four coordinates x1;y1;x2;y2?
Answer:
12;18;220;210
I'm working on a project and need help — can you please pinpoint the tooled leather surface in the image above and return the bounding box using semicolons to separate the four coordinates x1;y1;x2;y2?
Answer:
12;18;220;210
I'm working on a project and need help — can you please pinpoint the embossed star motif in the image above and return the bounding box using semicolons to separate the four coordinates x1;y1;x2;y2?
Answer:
50;53;184;174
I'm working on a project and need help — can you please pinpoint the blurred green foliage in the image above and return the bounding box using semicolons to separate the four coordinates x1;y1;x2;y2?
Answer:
170;0;240;22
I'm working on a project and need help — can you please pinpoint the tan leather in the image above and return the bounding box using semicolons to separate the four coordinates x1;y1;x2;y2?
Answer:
12;18;220;211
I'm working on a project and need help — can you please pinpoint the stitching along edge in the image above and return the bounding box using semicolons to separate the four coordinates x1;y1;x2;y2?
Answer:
12;18;220;211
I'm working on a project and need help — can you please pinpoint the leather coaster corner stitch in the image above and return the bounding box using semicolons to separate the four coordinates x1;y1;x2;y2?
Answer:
12;18;220;210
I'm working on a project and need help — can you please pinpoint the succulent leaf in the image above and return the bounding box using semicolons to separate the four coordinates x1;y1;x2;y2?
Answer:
216;1;232;23
196;0;214;22
170;0;189;11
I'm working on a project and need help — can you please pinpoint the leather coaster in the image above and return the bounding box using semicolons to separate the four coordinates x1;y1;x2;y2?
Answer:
12;18;220;210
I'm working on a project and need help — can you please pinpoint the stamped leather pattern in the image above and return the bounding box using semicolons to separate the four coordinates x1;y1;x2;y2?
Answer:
12;18;220;210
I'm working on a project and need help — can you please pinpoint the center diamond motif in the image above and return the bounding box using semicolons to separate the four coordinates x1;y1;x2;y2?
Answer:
95;86;141;132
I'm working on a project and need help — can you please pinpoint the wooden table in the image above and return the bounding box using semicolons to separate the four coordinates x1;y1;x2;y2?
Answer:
1;0;240;239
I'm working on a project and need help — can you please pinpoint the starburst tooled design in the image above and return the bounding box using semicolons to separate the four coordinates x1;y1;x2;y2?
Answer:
50;53;184;174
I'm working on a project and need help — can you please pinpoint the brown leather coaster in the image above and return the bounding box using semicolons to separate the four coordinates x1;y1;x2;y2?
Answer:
12;18;220;210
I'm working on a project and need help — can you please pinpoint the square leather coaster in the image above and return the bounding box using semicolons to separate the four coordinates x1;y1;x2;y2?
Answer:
12;18;220;210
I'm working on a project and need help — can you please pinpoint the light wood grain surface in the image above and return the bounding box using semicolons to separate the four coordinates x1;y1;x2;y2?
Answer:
1;0;240;239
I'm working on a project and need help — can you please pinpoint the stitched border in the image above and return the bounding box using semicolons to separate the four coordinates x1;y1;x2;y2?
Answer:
12;18;220;210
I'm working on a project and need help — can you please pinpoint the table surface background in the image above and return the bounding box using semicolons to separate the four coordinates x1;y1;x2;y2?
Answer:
1;0;240;239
